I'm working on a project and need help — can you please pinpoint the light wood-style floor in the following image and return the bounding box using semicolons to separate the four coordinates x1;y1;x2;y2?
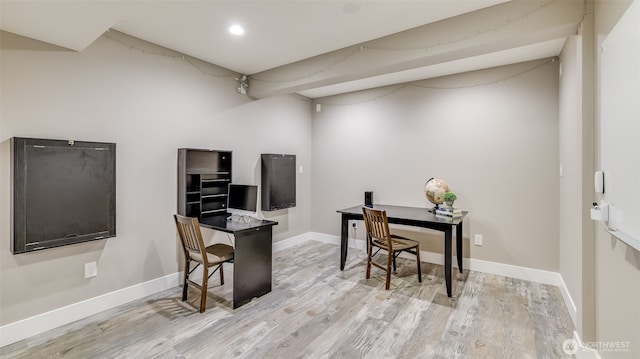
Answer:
0;241;574;359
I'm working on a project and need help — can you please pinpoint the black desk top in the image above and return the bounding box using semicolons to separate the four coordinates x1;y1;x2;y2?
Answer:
199;215;278;234
337;204;467;226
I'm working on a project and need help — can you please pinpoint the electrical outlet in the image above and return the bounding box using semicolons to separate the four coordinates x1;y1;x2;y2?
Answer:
474;234;483;246
85;261;97;278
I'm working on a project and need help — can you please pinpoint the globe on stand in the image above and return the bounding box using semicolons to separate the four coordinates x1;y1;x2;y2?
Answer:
424;178;450;211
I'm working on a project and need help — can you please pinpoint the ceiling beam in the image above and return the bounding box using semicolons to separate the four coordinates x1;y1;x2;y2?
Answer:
248;0;584;99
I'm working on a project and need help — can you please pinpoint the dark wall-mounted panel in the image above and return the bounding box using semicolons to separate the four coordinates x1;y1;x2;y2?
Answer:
12;137;116;254
261;154;296;211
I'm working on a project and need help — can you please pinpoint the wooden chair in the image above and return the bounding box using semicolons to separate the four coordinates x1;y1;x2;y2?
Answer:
362;207;422;290
173;214;234;312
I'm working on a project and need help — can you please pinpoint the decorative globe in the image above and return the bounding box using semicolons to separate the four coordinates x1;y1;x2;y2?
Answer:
424;178;450;206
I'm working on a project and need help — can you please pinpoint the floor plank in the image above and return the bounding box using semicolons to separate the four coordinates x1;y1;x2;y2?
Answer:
0;241;575;359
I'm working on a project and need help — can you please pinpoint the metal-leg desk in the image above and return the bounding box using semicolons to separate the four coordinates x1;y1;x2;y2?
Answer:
338;204;467;297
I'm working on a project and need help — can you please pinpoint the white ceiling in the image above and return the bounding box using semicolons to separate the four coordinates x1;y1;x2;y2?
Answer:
0;0;575;98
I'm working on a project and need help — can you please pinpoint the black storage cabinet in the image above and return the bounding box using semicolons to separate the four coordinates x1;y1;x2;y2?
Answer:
261;154;296;211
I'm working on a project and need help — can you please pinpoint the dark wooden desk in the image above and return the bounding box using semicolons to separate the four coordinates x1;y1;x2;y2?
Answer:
337;204;467;297
199;215;278;308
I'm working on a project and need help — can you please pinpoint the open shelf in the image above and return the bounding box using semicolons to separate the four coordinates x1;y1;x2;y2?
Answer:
178;149;232;219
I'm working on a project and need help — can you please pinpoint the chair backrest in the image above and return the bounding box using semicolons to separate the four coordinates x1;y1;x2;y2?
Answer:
173;214;209;265
362;207;393;248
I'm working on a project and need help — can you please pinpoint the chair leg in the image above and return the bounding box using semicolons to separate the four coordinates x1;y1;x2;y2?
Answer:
366;242;372;279
392;252;397;272
200;267;209;313
415;247;422;283
219;263;225;285
182;260;189;301
385;252;393;290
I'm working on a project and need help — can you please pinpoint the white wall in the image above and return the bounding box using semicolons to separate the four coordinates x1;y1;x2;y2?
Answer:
311;59;560;271
4;5;638;354
593;1;640;357
0;30;312;326
559;35;584;331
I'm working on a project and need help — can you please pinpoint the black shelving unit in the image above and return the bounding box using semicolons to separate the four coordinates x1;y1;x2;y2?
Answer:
178;148;232;219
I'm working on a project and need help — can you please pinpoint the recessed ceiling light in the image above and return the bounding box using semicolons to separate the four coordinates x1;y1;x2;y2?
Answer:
228;25;245;36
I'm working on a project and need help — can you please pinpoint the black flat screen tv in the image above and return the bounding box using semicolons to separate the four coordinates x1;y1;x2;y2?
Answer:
11;137;116;254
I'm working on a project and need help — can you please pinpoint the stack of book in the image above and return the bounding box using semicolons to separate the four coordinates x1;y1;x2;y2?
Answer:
435;207;463;218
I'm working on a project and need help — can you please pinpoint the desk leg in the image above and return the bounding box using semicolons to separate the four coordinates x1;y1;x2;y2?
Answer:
233;227;272;309
456;221;463;273
340;214;349;270
445;229;452;297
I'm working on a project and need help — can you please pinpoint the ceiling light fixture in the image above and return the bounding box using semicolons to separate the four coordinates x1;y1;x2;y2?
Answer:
228;24;245;36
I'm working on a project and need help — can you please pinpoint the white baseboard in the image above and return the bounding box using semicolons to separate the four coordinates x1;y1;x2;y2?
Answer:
0;273;179;348
1;231;579;349
273;232;314;252
312;232;577;321
471;256;578;329
309;232;341;246
558;275;578;327
0;233;315;348
314;233;562;285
